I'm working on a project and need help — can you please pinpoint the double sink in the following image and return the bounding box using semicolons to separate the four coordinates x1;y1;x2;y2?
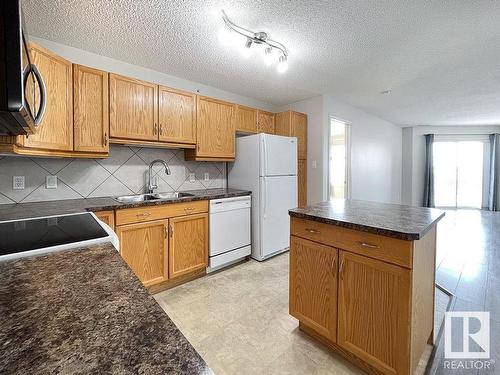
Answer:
114;192;195;203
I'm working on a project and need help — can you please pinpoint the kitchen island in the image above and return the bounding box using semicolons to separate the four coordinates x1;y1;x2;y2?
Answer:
288;200;444;375
0;243;213;374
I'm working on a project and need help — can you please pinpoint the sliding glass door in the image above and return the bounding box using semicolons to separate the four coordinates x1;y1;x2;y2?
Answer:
433;141;485;208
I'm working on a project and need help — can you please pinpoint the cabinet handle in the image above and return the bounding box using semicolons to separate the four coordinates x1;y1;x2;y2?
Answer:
103;132;108;146
159;124;163;136
184;207;195;211
136;212;151;217
169;224;173;237
153;123;157;135
165;225;168;238
339;258;345;280
305;228;320;234
359;242;379;249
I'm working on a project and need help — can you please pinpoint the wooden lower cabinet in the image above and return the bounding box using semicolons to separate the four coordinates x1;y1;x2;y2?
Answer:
116;219;168;287
168;213;209;279
115;206;209;290
290;221;436;375
289;236;338;341
338;251;410;375
94;210;115;231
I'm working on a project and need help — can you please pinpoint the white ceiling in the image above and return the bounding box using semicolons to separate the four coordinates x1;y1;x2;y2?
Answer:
24;0;500;126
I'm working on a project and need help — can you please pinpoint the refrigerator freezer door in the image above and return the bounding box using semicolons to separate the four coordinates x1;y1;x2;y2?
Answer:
260;134;298;177
259;175;298;260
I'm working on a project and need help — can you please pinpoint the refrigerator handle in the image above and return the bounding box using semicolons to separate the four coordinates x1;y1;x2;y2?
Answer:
262;136;267;175
263;178;267;219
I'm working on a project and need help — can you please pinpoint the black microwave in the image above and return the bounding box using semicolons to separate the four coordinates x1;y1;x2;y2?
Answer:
0;0;46;135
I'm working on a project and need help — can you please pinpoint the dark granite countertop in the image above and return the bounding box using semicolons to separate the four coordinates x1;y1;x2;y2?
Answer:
289;200;445;241
0;244;213;374
0;188;251;221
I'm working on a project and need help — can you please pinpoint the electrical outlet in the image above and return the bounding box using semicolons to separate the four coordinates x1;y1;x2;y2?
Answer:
311;160;317;169
189;173;195;183
204;172;209;181
46;175;57;189
13;176;25;190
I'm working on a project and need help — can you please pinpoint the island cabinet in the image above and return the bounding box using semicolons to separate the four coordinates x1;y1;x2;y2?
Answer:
289;216;437;375
115;200;209;292
185;96;236;161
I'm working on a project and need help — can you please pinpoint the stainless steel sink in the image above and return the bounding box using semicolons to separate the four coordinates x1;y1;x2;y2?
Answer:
114;192;194;203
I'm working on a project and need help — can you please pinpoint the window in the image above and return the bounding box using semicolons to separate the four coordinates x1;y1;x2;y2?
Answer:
433;140;485;209
328;117;350;200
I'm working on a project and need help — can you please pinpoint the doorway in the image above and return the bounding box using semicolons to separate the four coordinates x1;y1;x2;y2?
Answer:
328;117;350;200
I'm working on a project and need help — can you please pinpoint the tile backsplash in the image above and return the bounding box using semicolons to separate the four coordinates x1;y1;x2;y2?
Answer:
0;145;226;204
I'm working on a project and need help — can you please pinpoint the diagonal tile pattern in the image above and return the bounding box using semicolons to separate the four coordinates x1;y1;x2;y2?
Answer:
0;145;226;204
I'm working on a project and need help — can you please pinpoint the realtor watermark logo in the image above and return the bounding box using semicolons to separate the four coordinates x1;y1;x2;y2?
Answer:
444;311;494;370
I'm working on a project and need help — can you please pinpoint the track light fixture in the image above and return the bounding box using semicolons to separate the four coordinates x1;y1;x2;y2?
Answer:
219;10;289;73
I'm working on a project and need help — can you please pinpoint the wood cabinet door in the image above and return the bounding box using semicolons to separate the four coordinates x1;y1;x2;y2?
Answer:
291;112;307;159
73;65;109;152
116;219;168;287
196;96;235;158
24;43;73;151
338;251;411;375
168;213;208;279
289;236;338;341
158;86;196;144
235;105;258;133
297;159;307;207
257;110;275;134
94;210;115;231
109;74;158;141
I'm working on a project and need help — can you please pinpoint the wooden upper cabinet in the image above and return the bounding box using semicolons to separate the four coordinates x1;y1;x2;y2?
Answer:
338;251;411;375
168;213;208;279
297;159;307;207
275;111;307;159
257;110;275;134
290;236;338;342
291;112;307;159
24;43;73;151
73;65;109;153
235;105;258;133
116;219;168;287
192;96;235;159
109;74;158;141
158;86;196;144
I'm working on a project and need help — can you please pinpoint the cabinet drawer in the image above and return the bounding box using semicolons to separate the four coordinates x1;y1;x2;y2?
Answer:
290;217;413;268
116;200;208;226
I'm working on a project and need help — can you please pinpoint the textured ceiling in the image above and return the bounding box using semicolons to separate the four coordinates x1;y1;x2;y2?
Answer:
23;0;500;126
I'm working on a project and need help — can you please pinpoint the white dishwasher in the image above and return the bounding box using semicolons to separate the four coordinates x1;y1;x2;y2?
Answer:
209;195;251;272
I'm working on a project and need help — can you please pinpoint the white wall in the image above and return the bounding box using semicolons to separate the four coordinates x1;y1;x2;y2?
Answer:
401;125;500;206
30;37;278;112
283;95;403;204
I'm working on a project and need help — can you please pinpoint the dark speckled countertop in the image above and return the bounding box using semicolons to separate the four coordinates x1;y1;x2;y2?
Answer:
0;244;213;374
0;188;250;221
289;200;445;241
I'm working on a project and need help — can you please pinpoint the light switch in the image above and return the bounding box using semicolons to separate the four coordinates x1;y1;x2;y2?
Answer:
13;176;25;190
46;175;57;189
189;173;195;183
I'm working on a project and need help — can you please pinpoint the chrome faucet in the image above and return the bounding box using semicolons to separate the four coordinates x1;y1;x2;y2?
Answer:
147;159;171;194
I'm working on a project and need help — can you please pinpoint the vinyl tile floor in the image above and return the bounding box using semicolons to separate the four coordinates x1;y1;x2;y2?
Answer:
154;253;449;375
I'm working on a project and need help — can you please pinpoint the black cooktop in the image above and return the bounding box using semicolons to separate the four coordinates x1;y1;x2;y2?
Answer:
0;213;108;256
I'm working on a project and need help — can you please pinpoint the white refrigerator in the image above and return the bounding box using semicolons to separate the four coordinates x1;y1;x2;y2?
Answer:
228;133;298;261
